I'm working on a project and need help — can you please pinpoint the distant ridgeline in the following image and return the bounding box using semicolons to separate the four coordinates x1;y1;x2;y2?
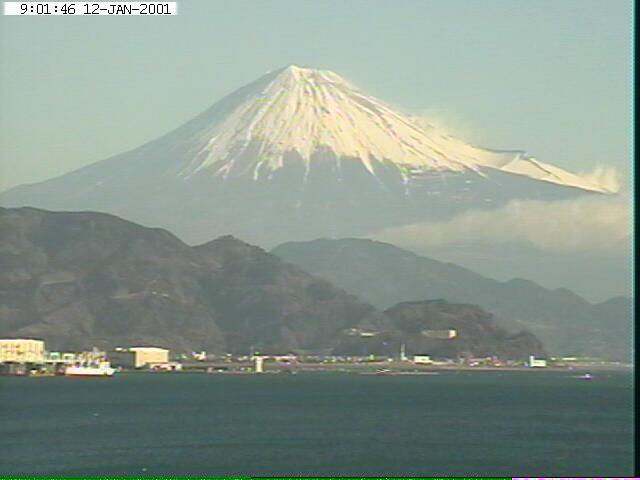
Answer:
0;207;544;359
272;238;632;361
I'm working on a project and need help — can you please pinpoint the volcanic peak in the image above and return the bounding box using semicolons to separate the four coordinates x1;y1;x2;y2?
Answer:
173;65;612;193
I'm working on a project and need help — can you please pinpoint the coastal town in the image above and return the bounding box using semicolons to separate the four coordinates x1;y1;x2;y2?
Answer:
0;337;625;377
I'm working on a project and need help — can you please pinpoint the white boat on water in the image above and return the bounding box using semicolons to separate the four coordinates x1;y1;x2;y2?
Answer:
576;373;593;380
64;361;115;377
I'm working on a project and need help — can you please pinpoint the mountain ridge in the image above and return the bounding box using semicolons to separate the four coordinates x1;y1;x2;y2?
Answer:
0;207;544;359
271;237;632;360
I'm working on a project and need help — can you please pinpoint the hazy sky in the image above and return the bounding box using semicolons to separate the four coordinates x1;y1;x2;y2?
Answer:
0;0;632;192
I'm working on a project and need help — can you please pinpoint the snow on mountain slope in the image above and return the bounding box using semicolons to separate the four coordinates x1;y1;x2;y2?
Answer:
0;65;617;247
492;155;614;193
172;65;612;193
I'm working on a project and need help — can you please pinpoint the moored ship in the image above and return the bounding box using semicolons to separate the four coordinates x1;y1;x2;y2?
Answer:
64;360;115;377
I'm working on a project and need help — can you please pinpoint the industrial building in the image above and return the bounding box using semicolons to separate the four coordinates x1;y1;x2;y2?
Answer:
110;346;170;368
0;339;45;363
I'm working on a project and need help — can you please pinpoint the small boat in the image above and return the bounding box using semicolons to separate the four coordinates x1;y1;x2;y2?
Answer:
576;373;593;380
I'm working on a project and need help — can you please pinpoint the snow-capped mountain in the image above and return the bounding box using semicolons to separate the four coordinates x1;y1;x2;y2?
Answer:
0;65;614;246
176;65;608;192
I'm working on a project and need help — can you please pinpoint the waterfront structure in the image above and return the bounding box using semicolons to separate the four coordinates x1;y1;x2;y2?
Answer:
272;354;297;362
131;347;169;367
254;356;264;373
400;343;407;362
528;355;547;368
110;346;170;368
413;354;432;365
148;362;183;371
0;339;45;363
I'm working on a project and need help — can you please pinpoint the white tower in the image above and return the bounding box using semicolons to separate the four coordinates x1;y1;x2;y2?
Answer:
400;343;407;362
254;356;264;374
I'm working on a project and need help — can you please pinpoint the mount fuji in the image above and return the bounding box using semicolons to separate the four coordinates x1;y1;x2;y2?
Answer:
0;65;615;246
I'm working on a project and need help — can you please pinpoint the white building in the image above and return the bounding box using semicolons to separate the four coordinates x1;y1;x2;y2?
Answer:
413;355;432;365
528;355;547;368
0;339;45;363
110;347;170;368
254;356;264;373
129;347;170;367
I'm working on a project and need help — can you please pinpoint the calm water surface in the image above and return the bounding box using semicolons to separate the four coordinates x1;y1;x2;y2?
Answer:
0;370;634;476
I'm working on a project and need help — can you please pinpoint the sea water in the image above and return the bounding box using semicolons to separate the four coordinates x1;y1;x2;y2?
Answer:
0;370;633;476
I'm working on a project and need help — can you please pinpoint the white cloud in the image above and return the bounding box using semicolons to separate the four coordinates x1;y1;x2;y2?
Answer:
371;194;631;254
416;107;484;145
580;165;622;193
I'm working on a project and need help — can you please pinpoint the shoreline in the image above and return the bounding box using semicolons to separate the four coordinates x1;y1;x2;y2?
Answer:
6;361;631;378
150;362;633;375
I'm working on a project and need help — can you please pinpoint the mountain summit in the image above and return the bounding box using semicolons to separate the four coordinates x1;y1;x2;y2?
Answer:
0;65;615;245
177;65;610;192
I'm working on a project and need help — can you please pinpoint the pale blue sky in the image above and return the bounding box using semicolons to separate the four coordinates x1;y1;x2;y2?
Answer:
0;0;632;191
